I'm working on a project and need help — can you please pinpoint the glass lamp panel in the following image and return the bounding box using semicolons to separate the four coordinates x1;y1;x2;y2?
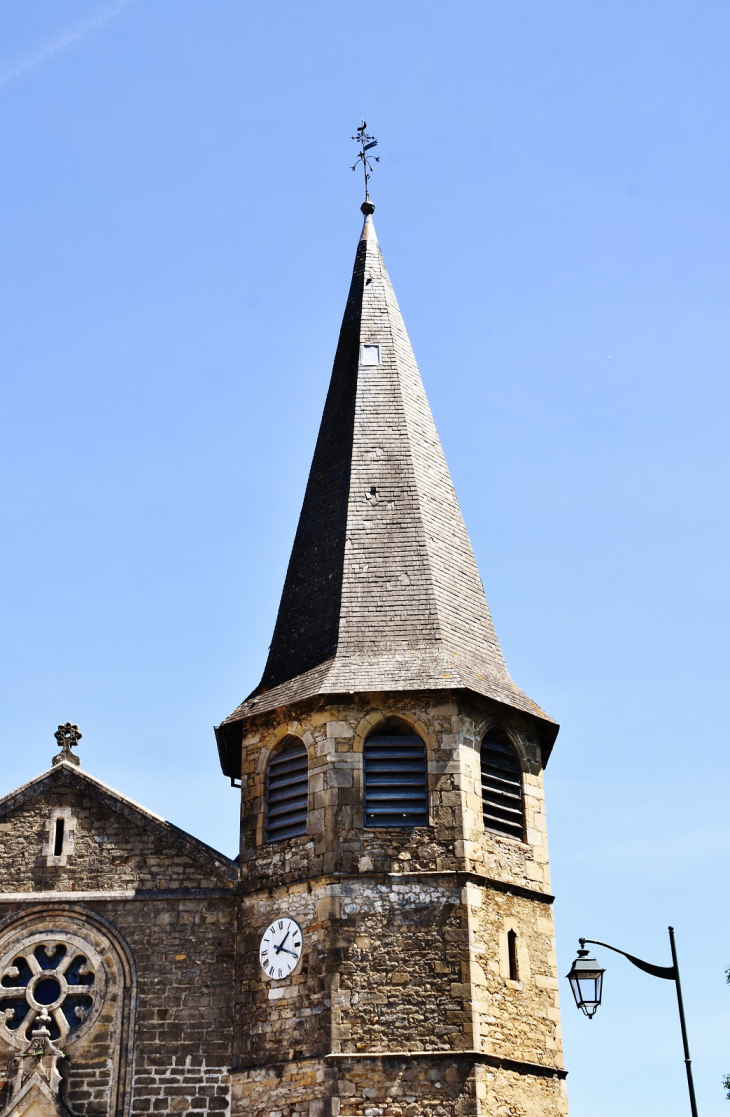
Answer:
568;955;604;1016
577;974;599;1004
569;973;585;1008
594;970;603;1004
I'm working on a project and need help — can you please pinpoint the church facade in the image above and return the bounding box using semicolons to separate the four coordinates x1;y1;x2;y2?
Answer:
0;200;568;1117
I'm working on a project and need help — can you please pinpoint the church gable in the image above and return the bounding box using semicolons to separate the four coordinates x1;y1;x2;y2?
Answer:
0;761;237;895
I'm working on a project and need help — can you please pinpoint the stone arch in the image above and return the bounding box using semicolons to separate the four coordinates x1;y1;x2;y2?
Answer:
255;721;309;775
352;711;437;827
251;723;310;847
0;907;136;1117
358;715;431;830
352;710;435;756
264;736;309;844
479;727;526;841
251;725;318;847
472;716;530;772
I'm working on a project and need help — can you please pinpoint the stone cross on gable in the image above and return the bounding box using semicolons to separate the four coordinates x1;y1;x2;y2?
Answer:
52;722;81;767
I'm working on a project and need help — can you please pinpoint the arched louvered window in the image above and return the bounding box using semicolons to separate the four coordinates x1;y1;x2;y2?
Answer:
480;734;524;840
266;739;308;842
364;728;429;828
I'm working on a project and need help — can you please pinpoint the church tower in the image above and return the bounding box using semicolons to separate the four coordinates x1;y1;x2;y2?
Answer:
217;199;568;1117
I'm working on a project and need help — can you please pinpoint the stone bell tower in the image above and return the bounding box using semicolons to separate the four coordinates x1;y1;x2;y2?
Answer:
216;200;568;1117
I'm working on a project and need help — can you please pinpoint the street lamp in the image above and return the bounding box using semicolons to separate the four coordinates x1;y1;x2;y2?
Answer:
566;925;698;1117
566;945;604;1018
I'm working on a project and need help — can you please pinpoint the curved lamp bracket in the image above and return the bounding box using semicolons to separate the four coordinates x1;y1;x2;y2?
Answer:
580;938;676;981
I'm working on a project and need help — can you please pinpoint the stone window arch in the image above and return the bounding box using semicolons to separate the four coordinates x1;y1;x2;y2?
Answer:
363;719;429;828
265;737;309;842
0;912;136;1116
480;731;525;840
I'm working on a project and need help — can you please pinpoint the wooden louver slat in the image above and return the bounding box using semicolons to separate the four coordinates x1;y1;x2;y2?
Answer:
266;742;308;842
364;735;429;828
480;737;524;840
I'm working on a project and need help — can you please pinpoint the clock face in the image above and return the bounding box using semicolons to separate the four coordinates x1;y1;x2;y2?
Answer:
259;918;303;980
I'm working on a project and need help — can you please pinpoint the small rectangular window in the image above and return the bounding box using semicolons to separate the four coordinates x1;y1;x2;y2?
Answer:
360;344;381;366
43;809;75;865
508;929;519;981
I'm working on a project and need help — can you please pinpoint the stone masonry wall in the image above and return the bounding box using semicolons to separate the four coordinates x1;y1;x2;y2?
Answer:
236;877;471;1066
0;908;129;1116
0;896;236;1117
237;691;551;896
0;778;232;894
0;775;237;1117
232;689;566;1117
236;874;562;1070
231;1055;568;1117
466;886;563;1068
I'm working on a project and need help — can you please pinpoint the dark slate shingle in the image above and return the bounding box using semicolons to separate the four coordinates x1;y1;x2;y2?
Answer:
219;210;556;744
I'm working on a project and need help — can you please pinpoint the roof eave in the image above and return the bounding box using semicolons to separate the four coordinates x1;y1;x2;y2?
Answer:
215;679;558;779
215;721;242;783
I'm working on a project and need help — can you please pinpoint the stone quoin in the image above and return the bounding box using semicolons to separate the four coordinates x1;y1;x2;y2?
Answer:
0;199;568;1117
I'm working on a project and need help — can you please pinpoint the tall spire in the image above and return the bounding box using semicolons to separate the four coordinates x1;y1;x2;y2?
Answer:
218;203;555;750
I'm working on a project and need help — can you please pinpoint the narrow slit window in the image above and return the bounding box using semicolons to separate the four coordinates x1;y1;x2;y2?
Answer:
480;734;524;840
507;929;519;981
266;740;308;843
364;731;428;828
360;344;381;366
53;818;65;857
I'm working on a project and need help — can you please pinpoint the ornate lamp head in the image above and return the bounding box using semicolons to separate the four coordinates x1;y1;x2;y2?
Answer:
566;941;605;1019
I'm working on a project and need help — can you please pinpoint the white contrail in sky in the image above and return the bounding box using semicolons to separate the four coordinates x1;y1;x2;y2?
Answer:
0;0;135;89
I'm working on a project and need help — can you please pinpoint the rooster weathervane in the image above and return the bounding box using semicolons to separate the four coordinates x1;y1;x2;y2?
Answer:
351;121;379;202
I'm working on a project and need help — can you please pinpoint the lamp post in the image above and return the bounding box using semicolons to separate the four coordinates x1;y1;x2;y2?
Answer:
566;926;698;1117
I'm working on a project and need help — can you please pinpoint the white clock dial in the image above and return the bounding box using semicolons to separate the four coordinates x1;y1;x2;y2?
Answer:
259;918;303;980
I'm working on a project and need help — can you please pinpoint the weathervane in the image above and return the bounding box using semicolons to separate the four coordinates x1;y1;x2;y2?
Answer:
351;121;379;204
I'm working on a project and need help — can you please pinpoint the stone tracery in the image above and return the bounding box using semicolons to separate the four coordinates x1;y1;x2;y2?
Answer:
0;931;104;1047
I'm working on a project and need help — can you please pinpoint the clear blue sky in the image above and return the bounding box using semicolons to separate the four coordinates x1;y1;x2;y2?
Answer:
1;2;728;1113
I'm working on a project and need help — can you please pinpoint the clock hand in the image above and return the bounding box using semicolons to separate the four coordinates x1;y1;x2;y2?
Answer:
274;929;291;955
276;946;298;958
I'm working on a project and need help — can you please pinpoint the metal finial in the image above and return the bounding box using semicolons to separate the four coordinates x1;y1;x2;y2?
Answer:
53;722;81;767
351;120;379;211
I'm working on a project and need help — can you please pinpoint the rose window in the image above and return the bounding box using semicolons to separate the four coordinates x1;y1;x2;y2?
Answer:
0;933;104;1045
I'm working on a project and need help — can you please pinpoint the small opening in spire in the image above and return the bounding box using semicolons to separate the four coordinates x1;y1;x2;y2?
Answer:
360;345;381;366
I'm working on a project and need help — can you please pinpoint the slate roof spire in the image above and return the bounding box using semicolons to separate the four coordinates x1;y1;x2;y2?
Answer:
217;201;556;759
